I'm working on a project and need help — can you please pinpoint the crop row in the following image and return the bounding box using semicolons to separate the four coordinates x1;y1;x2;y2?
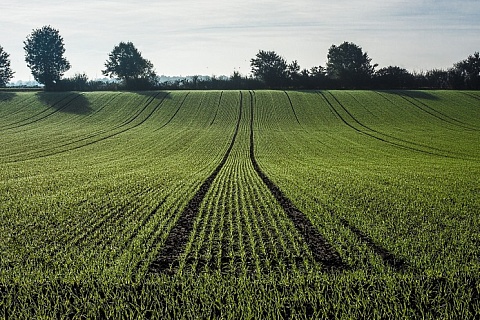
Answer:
0;90;479;318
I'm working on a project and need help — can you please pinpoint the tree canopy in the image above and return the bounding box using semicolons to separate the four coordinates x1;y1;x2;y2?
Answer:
326;42;377;88
250;50;289;88
23;26;70;91
374;66;415;89
0;45;14;87
453;51;480;90
102;42;156;90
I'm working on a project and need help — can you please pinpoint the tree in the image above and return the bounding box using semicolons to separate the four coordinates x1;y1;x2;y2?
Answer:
425;69;449;89
102;42;157;90
326;42;377;88
250;50;288;88
453;52;480;89
24;26;71;91
56;73;90;91
0;45;14;87
374;66;415;89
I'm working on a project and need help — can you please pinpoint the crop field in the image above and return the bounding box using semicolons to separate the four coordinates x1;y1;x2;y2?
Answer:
0;90;479;318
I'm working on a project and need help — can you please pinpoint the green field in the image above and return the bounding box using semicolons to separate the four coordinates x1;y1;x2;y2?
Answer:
1;90;479;318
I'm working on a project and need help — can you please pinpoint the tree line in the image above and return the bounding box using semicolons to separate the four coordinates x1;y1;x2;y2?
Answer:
0;26;479;91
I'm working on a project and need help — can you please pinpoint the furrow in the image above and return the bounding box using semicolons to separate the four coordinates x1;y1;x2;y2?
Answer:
339;218;407;271
284;91;301;125
249;91;346;270
398;92;479;131
0;93;79;132
153;92;190;131
342;91;460;154
148;91;243;274
318;91;461;159
3;92;167;163
210;91;223;126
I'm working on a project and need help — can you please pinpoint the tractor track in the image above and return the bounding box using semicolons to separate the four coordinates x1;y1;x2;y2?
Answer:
210;91;224;126
339;218;407;271
283;91;301;125
318;92;463;159
153;92;190;132
149;91;243;274
342;91;461;154
249;91;346;270
3;92;167;164
397;92;479;131
0;93;79;132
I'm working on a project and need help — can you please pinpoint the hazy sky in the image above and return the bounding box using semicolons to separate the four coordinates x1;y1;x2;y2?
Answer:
1;0;479;82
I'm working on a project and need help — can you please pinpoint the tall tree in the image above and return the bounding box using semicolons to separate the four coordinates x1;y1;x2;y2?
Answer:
453;52;480;89
326;42;377;88
0;45;14;87
24;26;71;91
250;50;288;88
102;42;156;90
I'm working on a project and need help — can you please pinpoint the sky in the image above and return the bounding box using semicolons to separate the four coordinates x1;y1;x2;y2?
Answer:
1;0;479;82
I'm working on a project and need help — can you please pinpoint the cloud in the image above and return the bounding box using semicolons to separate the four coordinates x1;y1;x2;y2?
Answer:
1;0;479;81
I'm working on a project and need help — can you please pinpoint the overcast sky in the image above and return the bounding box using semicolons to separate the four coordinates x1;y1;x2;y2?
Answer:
1;0;479;82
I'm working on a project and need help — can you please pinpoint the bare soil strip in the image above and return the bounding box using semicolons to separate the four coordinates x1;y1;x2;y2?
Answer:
283;91;301;125
210;91;223;126
339;219;406;271
248;91;346;270
149;92;243;274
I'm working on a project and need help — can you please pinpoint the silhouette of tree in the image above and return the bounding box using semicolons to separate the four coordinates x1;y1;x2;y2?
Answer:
447;67;465;89
374;66;415;89
250;50;288;88
326;42;377;88
425;69;449;89
23;26;71;91
453;52;480;89
102;42;157;90
0;45;14;87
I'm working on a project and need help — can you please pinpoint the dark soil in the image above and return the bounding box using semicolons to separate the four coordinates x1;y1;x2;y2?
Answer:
249;91;346;270
149;92;243;274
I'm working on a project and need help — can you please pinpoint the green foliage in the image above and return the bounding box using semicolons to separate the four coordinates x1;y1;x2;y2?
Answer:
23;26;71;91
0;90;479;318
102;42;157;90
250;50;289;88
0;45;14;87
326;42;377;88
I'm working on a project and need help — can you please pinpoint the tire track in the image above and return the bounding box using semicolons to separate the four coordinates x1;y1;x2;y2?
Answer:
461;92;480;102
0;93;79;132
0;96;38;122
149;91;243;274
397;92;479;131
249;91;346;270
109;181;192;265
318;92;461;159
3;92;166;163
339;218;407;271
344;91;460;154
283;91;301;125
210;91;224;126
153;92;190;132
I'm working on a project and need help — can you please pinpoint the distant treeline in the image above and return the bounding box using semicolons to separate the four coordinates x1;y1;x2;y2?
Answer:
53;47;480;91
0;26;479;91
